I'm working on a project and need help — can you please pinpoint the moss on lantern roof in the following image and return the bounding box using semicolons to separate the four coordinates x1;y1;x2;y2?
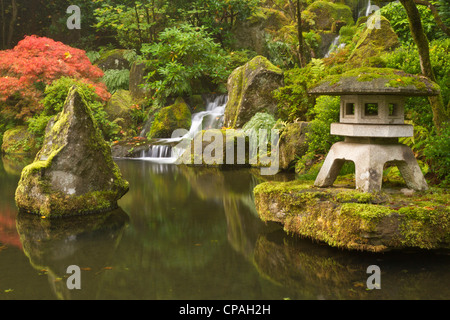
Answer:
309;67;441;96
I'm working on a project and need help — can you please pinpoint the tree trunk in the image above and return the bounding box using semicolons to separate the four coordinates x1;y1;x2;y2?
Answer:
134;1;143;46
296;0;307;67
6;0;17;48
1;0;5;49
399;0;448;133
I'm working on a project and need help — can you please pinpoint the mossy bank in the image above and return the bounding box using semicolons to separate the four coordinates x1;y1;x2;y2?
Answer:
254;180;450;252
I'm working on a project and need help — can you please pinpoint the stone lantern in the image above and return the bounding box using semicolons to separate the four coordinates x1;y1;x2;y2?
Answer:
308;69;440;193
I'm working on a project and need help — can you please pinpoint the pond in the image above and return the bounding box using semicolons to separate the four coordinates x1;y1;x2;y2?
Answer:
0;156;449;300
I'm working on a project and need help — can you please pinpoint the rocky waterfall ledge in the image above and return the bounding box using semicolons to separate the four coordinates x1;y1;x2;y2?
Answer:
253;180;450;253
15;87;129;218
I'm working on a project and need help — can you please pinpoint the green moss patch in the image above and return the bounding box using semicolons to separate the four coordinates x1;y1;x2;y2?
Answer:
254;180;450;252
148;97;192;139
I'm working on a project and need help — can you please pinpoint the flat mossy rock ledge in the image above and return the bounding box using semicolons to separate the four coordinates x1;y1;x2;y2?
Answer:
15;87;129;218
254;180;450;253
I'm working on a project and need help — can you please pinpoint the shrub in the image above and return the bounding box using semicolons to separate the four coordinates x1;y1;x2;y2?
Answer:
380;2;446;45
424;123;450;186
28;77;120;144
141;23;230;107
242;112;277;143
296;95;341;174
0;35;109;122
273;59;326;122
382;38;450;126
102;69;131;94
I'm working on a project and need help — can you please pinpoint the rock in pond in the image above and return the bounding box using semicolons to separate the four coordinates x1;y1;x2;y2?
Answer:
15;87;129;218
254;180;450;253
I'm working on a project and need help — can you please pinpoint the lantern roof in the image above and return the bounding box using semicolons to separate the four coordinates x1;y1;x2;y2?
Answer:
309;68;440;96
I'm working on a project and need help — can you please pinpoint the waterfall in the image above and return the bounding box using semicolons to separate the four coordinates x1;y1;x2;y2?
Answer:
183;94;228;140
138;94;228;163
324;35;344;58
357;0;374;19
324;0;375;58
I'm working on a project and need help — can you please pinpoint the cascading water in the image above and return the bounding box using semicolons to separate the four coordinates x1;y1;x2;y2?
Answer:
324;0;376;58
138;94;228;163
324;35;346;58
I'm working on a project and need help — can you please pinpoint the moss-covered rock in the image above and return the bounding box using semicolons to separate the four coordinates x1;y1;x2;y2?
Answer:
105;89;135;134
129;60;152;101
254;180;450;252
1;126;40;156
223;56;284;129
304;1;354;31
278;122;309;171
346;15;399;68
177;129;252;167
95;49;130;71
231;7;292;55
148;97;192;139
15;87;129;218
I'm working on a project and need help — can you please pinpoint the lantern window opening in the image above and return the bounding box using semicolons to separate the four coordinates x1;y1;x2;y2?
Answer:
364;103;379;117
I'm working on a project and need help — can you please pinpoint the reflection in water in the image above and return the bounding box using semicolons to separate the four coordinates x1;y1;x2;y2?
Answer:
0;156;449;300
16;209;129;300
254;230;450;300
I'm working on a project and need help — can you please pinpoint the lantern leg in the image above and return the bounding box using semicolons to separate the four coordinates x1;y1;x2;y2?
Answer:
314;143;347;188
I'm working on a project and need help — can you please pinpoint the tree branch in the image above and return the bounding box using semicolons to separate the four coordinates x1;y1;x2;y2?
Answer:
414;0;450;37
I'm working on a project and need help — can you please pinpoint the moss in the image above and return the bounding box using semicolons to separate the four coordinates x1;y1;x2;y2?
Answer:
315;67;441;94
15;87;129;218
334;190;374;203
148;97;192;139
304;1;354;30
246;55;283;74
345;15;399;68
254;181;450;252
1;126;39;155
224;56;284;129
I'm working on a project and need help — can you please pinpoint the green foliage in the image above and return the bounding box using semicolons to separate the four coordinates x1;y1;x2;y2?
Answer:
86;51;101;64
102;69;131;94
171;0;259;48
28;77;121;144
423;123;450;186
265;34;296;69
228;49;258;71
141;23;231;107
242;112;277;142
305;95;341;155
380;2;446;46
94;0;167;50
273;59;327;122
295;95;341;174
338;25;357;44
382;38;450;119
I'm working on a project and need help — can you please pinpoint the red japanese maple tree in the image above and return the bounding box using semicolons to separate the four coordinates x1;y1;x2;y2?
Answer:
0;35;110;121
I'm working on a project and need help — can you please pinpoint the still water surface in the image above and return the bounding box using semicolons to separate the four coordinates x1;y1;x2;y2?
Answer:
0;157;449;300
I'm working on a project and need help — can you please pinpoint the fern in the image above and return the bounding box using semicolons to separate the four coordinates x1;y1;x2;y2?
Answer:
123;49;139;64
242;112;277;143
86;51;101;64
102;69;130;94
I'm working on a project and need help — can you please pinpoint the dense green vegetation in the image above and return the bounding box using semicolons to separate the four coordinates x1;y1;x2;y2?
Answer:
0;0;448;185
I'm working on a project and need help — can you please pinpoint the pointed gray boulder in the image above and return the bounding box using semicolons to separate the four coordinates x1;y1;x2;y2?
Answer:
15;87;129;217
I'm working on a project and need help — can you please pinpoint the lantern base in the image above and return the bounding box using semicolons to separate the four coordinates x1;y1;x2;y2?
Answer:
314;140;428;193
